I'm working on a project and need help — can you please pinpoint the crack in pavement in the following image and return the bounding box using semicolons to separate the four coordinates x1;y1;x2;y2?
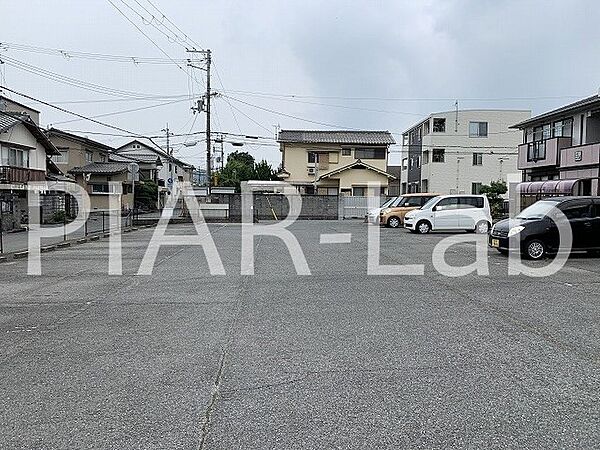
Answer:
197;234;263;450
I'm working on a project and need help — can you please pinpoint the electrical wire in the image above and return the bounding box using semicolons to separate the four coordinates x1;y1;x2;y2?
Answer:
0;42;188;65
220;89;586;103
2;55;171;98
0;84;164;148
223;95;358;130
49;97;191;125
144;0;204;50
106;0;187;72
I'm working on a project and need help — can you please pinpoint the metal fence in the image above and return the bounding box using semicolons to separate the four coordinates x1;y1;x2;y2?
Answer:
341;196;394;219
0;208;134;255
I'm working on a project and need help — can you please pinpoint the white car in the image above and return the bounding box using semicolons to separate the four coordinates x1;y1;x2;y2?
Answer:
403;194;492;234
365;196;399;223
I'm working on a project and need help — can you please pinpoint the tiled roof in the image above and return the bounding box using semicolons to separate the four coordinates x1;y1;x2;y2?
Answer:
69;162;131;175
511;94;600;129
0;111;60;155
278;130;395;145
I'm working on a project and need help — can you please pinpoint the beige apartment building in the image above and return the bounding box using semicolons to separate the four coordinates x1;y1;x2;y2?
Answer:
277;130;397;195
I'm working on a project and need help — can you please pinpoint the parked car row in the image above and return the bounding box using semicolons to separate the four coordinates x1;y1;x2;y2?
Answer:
367;193;492;233
367;193;600;259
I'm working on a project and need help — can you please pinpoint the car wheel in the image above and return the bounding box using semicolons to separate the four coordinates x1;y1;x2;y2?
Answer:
387;216;401;228
525;239;546;260
475;220;490;234
416;220;431;234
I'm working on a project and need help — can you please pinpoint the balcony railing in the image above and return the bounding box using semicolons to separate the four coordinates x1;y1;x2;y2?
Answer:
0;166;46;183
517;137;572;170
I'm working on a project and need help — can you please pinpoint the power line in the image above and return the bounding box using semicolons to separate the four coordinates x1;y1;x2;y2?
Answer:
220;89;586;103
0;84;163;147
1;55;169;98
144;0;204;50
0;42;189;65
49;97;191;125
223;95;358;130
106;0;187;72
118;0;187;50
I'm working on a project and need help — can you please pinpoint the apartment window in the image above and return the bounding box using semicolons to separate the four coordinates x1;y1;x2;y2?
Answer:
527;141;546;161
421;179;429;192
415;156;421;168
423;120;430;135
51;149;69;164
422;150;429;165
553;118;573;137
355;148;386;159
469;121;488;137
352;186;366;196
432;148;445;163
91;184;110;193
402;158;408;169
402;134;409;146
85;151;93;163
433;118;446;133
472;152;483;166
401;182;407;194
1;147;29;168
471;182;482;194
341;148;351;156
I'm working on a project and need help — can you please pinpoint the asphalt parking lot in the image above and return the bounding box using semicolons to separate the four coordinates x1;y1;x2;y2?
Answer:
1;220;600;449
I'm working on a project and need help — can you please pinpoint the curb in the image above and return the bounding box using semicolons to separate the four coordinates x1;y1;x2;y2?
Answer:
0;226;147;261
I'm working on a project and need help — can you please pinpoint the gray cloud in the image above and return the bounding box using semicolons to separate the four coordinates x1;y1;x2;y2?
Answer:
2;0;599;167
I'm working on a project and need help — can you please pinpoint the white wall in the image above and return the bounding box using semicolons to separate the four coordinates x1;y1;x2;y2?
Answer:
0;122;47;171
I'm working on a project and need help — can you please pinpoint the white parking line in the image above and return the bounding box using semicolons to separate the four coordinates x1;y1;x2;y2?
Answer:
320;233;352;244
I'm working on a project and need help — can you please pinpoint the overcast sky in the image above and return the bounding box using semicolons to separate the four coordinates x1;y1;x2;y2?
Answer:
2;0;600;167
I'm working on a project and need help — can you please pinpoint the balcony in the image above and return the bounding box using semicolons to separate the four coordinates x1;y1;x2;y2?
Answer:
0;166;46;184
560;142;600;169
517;137;572;170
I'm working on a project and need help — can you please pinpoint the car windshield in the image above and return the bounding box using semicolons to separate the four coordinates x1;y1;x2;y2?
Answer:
516;200;559;219
421;196;441;210
379;197;396;208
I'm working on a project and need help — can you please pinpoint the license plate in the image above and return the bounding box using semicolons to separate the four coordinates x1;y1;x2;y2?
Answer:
491;239;500;248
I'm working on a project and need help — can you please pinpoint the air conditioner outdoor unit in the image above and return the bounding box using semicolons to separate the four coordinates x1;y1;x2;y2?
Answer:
307;167;316;175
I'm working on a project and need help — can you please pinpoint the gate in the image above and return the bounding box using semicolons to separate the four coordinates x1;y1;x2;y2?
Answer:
341;196;393;219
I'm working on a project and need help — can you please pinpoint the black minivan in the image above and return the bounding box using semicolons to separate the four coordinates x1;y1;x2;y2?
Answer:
489;196;600;259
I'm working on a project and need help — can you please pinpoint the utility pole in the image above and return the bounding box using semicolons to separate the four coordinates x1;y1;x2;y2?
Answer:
162;123;174;198
188;48;213;195
205;49;212;194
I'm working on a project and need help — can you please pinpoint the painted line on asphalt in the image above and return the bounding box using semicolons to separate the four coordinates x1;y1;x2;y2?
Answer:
320;233;352;244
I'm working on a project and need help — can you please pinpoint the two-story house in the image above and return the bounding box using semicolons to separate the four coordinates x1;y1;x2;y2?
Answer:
46;128;113;172
511;94;600;197
46;128;139;211
277;130;397;195
400;109;531;195
0;97;61;229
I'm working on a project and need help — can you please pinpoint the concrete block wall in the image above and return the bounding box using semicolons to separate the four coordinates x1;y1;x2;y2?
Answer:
210;193;339;220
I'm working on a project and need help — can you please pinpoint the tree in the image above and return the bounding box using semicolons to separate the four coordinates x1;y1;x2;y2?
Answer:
215;151;277;191
254;159;277;181
480;180;507;219
135;181;158;210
